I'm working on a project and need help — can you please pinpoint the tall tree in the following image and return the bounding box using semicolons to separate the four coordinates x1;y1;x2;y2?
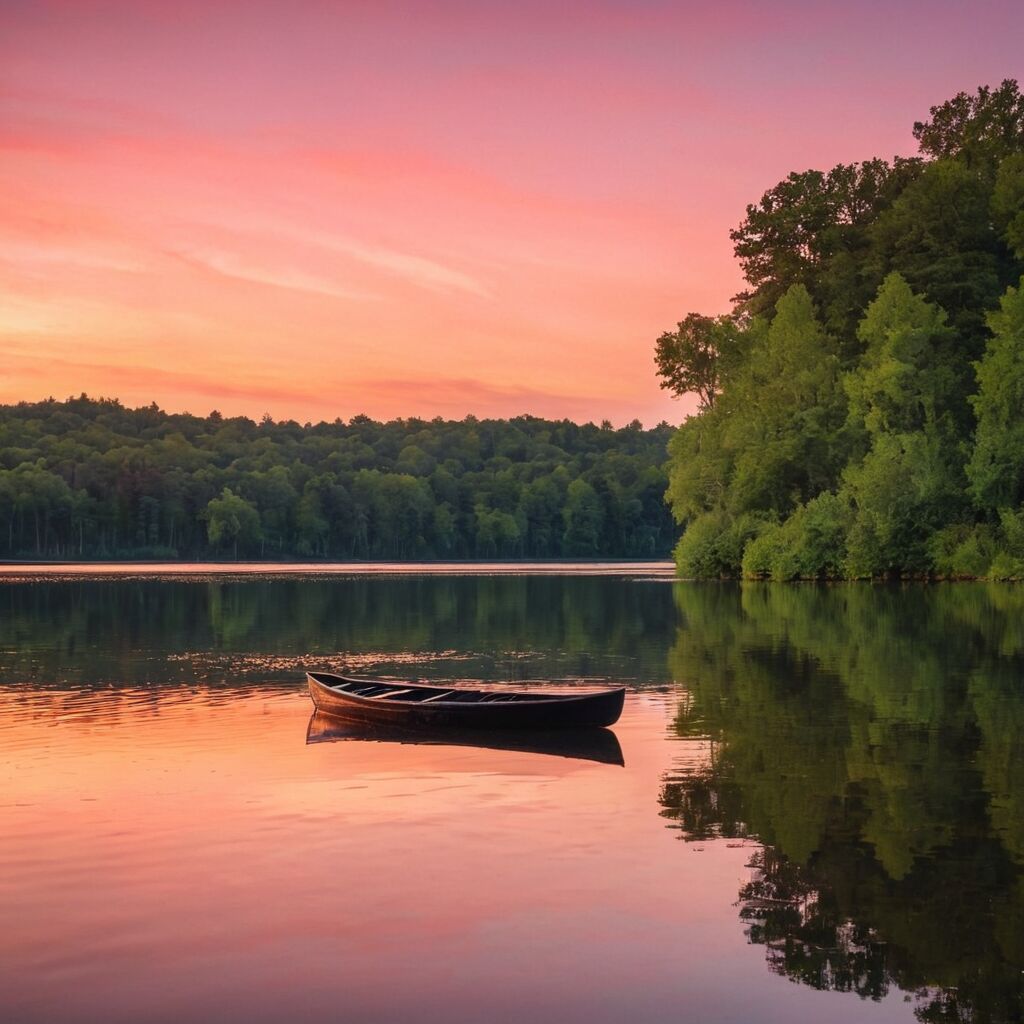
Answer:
654;313;743;410
866;159;1013;352
841;276;966;575
729;158;922;329
203;487;262;559
968;277;1024;510
724;284;845;515
913;78;1024;171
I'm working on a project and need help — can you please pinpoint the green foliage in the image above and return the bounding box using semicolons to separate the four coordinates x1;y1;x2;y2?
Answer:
0;397;677;560
866;159;1011;350
673;511;767;578
840;275;968;576
845;272;960;435
912;79;1024;170
725;286;846;514
204;488;261;557
842;431;965;577
654;313;744;409
562;479;604;556
664;410;732;522
662;80;1024;579
968;278;1024;509
989;508;1024;580
993;153;1024;259
666;287;847;573
927;523;1000;578
672;512;728;578
729;158;922;333
741;492;850;580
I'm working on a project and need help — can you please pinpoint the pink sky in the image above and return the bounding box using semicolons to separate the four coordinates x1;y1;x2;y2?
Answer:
1;1;1021;425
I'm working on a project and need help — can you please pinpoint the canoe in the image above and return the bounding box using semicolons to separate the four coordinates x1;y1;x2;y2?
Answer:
305;712;625;765
307;671;625;729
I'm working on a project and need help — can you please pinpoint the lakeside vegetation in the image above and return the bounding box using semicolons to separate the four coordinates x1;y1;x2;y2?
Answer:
657;80;1024;579
0;399;676;560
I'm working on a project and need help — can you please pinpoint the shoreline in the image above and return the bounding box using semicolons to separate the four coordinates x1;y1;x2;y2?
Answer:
0;559;677;578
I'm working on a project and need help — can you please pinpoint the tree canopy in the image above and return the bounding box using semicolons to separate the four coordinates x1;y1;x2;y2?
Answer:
658;80;1024;579
0;397;677;561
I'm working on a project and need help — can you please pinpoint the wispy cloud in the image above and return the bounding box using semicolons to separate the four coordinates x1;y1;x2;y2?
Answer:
315;235;490;298
173;247;379;303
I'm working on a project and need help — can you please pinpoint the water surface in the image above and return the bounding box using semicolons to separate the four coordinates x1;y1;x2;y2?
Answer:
2;572;1022;1022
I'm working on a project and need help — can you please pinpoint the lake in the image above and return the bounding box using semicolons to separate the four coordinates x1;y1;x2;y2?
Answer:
2;567;1022;1023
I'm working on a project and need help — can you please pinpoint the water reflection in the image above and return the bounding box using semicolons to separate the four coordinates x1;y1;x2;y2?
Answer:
7;573;1024;1022
306;711;625;765
0;574;677;686
661;583;1024;1022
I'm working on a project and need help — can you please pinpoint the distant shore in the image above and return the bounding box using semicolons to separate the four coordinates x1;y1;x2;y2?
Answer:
0;559;676;577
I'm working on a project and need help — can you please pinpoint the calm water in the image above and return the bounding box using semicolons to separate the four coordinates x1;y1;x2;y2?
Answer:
2;570;1023;1023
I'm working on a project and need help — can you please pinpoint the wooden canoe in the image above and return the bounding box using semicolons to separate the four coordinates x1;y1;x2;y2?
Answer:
305;712;625;765
307;671;626;729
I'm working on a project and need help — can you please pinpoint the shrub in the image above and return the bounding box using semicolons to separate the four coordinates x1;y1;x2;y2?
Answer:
928;523;999;578
674;511;770;578
742;492;850;580
742;525;786;578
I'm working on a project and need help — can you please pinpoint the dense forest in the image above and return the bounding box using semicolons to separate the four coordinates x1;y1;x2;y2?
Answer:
0;398;676;560
657;80;1024;578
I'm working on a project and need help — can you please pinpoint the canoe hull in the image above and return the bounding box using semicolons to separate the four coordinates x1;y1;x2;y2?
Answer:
307;672;625;730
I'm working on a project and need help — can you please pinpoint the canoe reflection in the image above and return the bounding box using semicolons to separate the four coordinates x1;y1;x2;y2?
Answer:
305;711;624;766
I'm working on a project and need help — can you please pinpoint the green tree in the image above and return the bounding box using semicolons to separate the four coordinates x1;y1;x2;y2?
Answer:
741;491;850;580
562;479;604;556
968;278;1024;510
729;158;921;329
662;81;1024;579
204;487;262;558
654;313;743;409
913;78;1024;171
844;272;961;435
866;159;1011;350
993;153;1024;259
724;285;845;516
841;275;966;575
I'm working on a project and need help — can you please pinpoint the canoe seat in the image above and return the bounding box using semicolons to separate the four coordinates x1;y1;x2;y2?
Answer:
368;688;417;700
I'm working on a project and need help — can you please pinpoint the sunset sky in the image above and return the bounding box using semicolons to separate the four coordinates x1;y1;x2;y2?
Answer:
2;1;1022;426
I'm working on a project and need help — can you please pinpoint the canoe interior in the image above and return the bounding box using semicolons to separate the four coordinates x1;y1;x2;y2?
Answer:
308;671;586;704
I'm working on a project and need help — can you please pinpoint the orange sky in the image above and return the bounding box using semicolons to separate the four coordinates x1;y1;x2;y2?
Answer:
2;1;1022;425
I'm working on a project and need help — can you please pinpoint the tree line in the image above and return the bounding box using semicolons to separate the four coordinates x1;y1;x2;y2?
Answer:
657;80;1024;578
0;398;676;560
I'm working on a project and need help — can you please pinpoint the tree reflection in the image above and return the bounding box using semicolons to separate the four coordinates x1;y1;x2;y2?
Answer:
661;582;1024;1022
0;574;678;686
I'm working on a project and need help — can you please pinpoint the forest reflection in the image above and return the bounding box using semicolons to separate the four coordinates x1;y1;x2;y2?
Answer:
0;574;677;688
661;583;1024;1023
7;573;1024;1020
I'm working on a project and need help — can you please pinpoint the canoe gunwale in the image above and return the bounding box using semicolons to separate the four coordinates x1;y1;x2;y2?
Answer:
306;671;626;729
307;671;625;708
